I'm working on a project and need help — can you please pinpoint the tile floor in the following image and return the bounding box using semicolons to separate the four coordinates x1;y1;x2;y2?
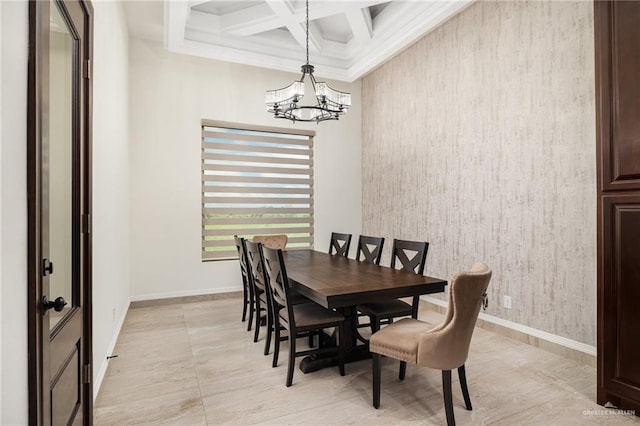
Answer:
94;298;640;425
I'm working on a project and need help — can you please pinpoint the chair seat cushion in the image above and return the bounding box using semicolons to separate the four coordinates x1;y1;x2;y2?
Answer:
357;299;412;317
280;303;344;329
369;318;433;363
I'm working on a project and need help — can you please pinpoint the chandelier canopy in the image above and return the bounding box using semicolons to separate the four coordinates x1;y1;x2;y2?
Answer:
265;0;351;123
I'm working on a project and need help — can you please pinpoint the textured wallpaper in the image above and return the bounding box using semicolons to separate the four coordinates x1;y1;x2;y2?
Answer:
362;0;596;345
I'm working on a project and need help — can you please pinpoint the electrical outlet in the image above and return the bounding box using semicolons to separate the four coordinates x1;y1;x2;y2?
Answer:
112;307;116;321
503;295;512;310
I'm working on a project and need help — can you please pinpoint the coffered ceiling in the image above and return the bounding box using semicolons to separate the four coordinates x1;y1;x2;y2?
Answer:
129;1;472;82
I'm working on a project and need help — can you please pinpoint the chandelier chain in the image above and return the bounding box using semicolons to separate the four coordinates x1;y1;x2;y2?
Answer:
305;0;309;66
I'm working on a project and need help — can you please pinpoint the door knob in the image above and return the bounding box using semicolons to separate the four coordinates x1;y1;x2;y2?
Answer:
43;296;67;313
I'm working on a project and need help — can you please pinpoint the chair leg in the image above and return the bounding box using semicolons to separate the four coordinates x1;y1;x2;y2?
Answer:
372;353;381;409
247;293;255;332
338;323;345;376
442;370;455;426
264;307;273;356
272;325;281;368
286;333;296;387
458;365;472;410
241;285;248;322
370;315;380;334
253;298;262;343
411;295;420;319
399;361;407;380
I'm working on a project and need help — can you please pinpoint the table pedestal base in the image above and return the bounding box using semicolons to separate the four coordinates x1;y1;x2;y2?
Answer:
299;344;371;373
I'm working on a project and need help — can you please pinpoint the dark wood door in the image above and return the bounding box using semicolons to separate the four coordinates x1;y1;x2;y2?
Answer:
28;1;93;424
595;0;640;414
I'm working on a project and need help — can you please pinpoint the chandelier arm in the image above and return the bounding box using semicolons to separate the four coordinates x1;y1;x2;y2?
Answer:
308;71;317;92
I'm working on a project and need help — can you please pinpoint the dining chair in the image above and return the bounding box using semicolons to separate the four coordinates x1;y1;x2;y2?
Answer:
357;239;429;333
329;232;352;257
253;234;288;250
234;235;254;331
261;245;347;387
244;240;275;353
370;262;491;426
354;235;385;333
355;235;385;265
246;241;314;360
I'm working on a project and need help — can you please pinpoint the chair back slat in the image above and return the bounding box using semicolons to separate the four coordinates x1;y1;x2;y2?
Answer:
329;232;352;257
245;240;268;294
390;239;429;274
356;235;385;265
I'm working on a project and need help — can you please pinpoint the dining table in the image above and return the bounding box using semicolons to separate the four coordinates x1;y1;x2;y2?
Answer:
283;249;447;373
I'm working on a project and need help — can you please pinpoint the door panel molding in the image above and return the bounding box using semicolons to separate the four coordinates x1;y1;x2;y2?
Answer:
596;1;640;191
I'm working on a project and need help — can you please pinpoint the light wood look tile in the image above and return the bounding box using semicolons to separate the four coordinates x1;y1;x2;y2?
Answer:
94;297;640;425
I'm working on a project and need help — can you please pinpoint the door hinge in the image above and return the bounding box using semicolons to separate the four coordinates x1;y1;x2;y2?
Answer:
83;59;91;79
82;213;91;235
83;364;91;384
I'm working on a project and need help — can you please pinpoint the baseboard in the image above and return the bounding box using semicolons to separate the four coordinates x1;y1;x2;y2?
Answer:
130;289;242;308
421;296;597;367
93;299;130;402
129;287;239;303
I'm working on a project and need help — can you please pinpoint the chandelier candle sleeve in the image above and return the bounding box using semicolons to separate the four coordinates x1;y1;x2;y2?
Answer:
265;81;304;106
265;0;351;123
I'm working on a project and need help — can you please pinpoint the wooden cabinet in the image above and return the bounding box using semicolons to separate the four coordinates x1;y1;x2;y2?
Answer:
595;0;640;413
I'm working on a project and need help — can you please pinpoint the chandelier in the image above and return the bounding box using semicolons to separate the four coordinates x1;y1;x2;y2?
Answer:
265;0;351;123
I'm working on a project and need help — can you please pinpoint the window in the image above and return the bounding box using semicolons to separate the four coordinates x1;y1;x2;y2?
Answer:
201;120;314;260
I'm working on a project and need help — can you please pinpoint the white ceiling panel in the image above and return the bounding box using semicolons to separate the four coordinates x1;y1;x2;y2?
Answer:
127;0;474;82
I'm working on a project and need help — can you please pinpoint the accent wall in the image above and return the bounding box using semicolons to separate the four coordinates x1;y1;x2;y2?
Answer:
361;0;596;345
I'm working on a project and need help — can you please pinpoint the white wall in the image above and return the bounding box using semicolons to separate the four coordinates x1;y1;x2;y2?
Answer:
91;1;131;396
0;1;132;417
129;38;362;300
0;1;28;424
0;3;4;421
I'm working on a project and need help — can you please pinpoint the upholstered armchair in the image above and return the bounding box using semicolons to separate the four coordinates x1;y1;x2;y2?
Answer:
370;262;491;426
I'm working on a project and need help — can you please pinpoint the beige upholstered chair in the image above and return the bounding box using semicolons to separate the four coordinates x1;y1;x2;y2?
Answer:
253;234;288;250
370;262;491;426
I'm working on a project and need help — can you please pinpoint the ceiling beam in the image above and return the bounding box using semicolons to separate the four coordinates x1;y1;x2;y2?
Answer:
346;0;474;81
264;0;322;52
219;3;278;36
187;10;221;34
188;0;210;8
218;0;387;37
167;0;474;82
345;7;373;44
164;1;190;51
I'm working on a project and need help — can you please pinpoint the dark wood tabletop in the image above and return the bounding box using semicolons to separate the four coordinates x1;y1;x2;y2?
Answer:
283;250;447;309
